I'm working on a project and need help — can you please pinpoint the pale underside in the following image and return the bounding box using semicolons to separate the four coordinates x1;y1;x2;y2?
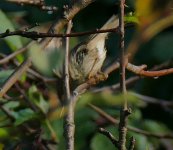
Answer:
69;38;106;82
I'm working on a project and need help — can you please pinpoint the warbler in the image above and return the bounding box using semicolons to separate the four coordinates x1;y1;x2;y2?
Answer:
69;15;119;83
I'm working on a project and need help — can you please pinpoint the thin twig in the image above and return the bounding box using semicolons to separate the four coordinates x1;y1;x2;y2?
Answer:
92;59;173;93
126;63;173;77
0;27;119;39
88;104;173;139
14;83;38;112
130;92;173;108
63;20;75;150
128;137;135;150
40;0;96;48
0;0;96;66
98;128;119;147
0;58;32;98
0;53;57;82
118;0;130;149
0;41;32;64
7;0;58;12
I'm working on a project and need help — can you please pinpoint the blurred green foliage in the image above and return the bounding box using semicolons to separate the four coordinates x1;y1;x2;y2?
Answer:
0;0;173;149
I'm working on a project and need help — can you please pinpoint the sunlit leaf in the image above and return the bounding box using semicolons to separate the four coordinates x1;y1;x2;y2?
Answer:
125;13;139;24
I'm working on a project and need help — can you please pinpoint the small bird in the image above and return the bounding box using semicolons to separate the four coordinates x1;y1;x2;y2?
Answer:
69;15;119;83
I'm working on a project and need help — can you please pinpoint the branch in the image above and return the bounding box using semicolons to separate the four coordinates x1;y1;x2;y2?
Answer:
0;42;32;64
126;63;173;77
88;104;173;139
7;0;58;12
118;0;130;149
92;59;173;93
0;58;32;98
0;27;119;39
40;0;96;48
128;137;135;150
0;0;96;65
68;58;173;101
98;128;119;147
130;92;173;108
63;20;75;150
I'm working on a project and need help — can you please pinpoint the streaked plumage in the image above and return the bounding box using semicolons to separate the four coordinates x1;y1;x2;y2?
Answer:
69;15;119;83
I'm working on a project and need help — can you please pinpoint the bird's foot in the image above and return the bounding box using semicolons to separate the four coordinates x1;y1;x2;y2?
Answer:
87;72;108;85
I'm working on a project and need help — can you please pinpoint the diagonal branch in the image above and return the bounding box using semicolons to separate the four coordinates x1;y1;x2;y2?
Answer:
99;128;119;147
88;104;173;139
6;0;58;12
0;0;96;65
0;58;32;98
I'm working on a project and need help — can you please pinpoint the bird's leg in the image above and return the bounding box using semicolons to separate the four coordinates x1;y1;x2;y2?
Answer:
96;71;108;81
88;58;98;79
87;71;108;85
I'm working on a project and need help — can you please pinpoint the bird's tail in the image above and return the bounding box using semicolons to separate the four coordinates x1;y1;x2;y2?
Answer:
101;15;119;30
87;15;119;49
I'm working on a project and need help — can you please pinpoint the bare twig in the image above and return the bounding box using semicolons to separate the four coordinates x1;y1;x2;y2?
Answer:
98;128;119;147
0;0;96;66
14;83;38;112
0;53;57;82
67;59;173;103
128;137;135;150
0;58;32;98
92;59;173;93
126;63;173;77
0;27;119;39
130;92;173;108
7;0;58;12
118;0;130;149
63;20;75;150
88;104;173;139
0;42;32;64
41;0;96;48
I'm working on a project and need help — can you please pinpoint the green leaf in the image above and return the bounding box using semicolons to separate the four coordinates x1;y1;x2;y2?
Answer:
91;133;115;150
125;13;139;24
28;85;49;114
77;92;144;108
28;42;64;77
13;108;37;126
143;120;169;134
0;70;13;86
0;129;9;138
0;10;23;62
3;101;20;110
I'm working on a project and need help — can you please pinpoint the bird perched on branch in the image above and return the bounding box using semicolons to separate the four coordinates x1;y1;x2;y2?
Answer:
69;15;119;83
